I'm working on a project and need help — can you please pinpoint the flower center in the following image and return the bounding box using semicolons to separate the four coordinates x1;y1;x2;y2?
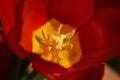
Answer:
32;18;82;68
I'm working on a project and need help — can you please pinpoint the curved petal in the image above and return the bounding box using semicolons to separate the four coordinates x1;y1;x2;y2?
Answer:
55;64;104;80
48;0;93;27
91;7;120;61
0;0;27;58
20;0;92;52
29;53;66;80
7;26;27;58
29;53;104;80
20;0;49;52
0;0;18;35
72;6;120;70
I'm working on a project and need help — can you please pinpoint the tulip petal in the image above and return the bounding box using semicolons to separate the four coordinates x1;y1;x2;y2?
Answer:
91;7;120;61
72;6;120;70
0;0;27;58
20;0;49;52
55;64;104;80
7;26;27;58
29;53;66;80
0;0;19;35
29;53;104;80
47;0;93;27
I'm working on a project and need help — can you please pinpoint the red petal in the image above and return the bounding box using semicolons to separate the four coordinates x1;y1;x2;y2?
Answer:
72;7;120;70
48;0;93;27
7;26;27;58
29;53;104;80
0;0;28;58
29;53;66;80
55;64;104;80
0;0;19;35
91;7;120;61
20;0;49;52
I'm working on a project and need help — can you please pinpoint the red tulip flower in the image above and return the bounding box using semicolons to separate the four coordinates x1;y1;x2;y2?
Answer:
0;0;120;80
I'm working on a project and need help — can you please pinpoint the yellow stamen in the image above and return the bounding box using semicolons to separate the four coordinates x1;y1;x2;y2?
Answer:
32;18;82;68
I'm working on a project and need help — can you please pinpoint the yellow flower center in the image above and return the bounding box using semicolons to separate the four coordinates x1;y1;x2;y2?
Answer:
32;19;82;68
